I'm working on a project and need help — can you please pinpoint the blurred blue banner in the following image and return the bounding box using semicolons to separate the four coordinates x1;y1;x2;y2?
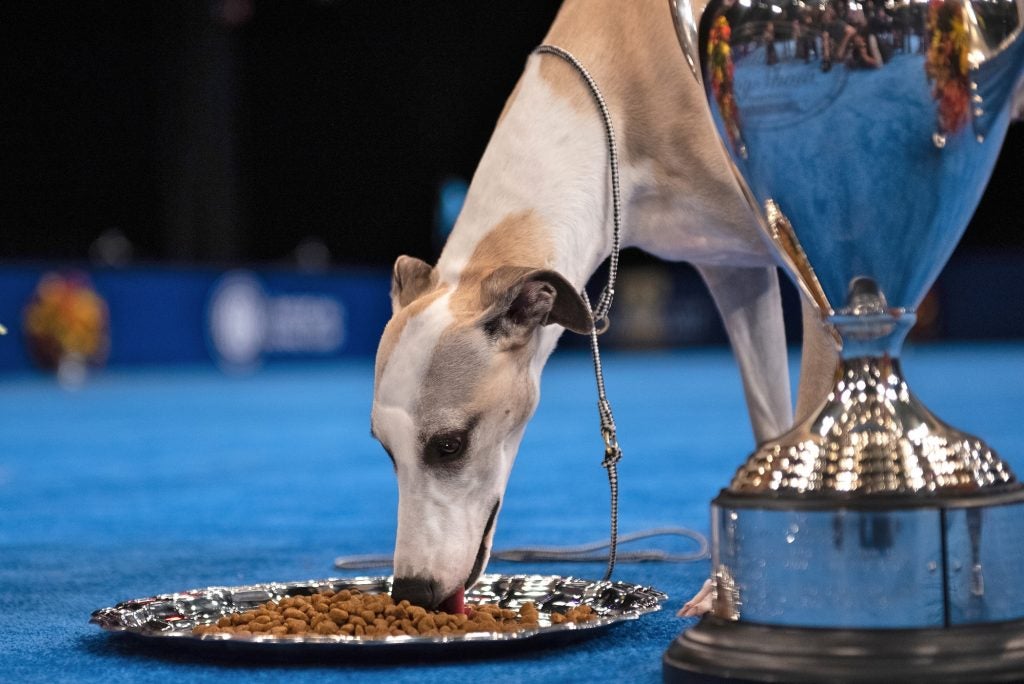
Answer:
0;266;391;372
1;252;1021;373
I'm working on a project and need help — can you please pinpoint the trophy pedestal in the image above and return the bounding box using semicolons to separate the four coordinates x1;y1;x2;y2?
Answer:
664;612;1024;683
664;487;1024;682
663;349;1024;682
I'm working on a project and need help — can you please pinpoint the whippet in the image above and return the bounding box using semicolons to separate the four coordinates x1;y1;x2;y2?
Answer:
370;0;837;615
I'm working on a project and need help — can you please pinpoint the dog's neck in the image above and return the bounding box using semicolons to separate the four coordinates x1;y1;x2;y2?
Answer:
435;57;617;297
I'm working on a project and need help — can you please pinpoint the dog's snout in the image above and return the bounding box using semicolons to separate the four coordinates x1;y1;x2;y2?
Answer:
391;576;442;609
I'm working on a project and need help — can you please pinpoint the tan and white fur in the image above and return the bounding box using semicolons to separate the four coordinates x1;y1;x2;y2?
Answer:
371;0;837;613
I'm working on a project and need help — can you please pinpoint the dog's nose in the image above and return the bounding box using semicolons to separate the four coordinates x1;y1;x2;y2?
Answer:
391;576;442;609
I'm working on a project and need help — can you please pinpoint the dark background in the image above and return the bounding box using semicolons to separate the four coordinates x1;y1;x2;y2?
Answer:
2;0;1021;269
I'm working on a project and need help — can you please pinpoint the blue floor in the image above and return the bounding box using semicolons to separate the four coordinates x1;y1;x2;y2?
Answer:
2;344;1022;683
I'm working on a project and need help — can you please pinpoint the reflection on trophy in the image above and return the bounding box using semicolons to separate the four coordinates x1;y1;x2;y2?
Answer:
668;0;1024;679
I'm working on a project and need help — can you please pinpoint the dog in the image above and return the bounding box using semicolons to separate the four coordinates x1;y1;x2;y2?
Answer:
370;0;837;614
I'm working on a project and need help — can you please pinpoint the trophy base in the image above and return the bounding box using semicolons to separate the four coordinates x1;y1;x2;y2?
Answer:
663;615;1024;683
664;487;1024;682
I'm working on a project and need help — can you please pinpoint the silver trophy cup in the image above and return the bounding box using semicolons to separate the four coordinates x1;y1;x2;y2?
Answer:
667;0;1024;679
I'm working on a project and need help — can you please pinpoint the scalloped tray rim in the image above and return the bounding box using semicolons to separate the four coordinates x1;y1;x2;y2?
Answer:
90;573;668;647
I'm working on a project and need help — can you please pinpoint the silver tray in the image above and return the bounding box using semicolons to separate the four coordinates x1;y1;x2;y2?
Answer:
90;574;667;649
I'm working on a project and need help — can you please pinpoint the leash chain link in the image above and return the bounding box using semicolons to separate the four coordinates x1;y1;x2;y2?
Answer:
533;44;621;326
534;44;623;582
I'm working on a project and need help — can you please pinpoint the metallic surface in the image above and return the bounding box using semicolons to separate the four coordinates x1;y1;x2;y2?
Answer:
763;200;831;316
90;574;667;649
709;490;1024;629
665;0;1024;676
672;0;1024;316
711;502;946;627
730;356;1014;495
668;0;1024;498
664;614;1024;683
946;499;1024;624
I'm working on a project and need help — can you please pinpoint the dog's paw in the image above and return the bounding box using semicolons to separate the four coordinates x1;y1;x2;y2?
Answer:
677;578;714;617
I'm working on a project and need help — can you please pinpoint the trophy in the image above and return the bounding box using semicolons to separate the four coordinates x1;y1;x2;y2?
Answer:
667;0;1024;679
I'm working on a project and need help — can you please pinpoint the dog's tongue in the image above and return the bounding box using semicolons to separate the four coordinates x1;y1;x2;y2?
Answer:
438;586;468;615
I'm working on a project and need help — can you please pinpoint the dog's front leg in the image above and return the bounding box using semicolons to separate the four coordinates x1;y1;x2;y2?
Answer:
675;265;793;617
697;263;793;444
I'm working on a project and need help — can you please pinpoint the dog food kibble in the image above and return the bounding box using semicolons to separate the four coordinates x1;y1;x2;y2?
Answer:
192;588;597;638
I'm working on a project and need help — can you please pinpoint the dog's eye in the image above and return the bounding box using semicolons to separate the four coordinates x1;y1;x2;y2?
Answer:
437;436;462;455
426;431;467;463
434;436;462;456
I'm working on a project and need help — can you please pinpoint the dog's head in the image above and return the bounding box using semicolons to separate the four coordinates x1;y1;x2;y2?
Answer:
371;255;591;609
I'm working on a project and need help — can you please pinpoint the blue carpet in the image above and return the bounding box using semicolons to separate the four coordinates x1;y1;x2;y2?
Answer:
2;344;1022;683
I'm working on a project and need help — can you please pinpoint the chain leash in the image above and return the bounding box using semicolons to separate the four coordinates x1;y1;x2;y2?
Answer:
532;45;621;324
533;44;624;582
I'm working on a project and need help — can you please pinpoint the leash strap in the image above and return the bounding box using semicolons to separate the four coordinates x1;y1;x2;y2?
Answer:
335;528;709;570
495;527;708;564
533;44;624;582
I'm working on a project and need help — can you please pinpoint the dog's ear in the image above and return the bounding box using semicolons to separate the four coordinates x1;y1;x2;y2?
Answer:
391;255;436;313
480;267;592;347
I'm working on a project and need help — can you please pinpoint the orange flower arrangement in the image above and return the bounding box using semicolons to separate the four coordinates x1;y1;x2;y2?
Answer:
23;273;110;371
925;0;971;136
708;15;743;153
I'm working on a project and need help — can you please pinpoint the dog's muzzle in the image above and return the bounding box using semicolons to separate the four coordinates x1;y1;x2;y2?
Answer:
391;576;442;609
